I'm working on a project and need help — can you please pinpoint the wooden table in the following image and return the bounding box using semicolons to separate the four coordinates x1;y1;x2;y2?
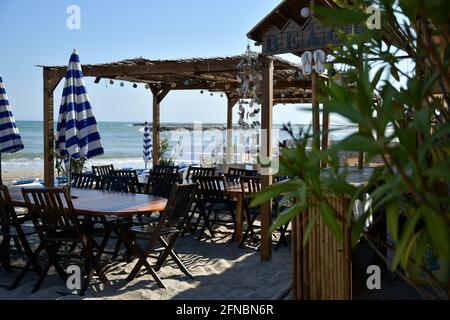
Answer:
9;187;167;217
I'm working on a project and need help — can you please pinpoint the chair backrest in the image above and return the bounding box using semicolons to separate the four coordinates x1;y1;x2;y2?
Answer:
186;166;216;180
0;186;17;227
146;171;182;198
92;164;114;177
71;173;99;189
225;167;259;183
194;175;228;202
227;167;258;177
108;170;142;193
162;184;198;227
153;165;180;174
241;176;262;205
21;187;80;235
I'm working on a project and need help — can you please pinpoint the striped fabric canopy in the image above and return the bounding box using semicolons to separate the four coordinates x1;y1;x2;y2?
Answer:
0;76;24;154
143;121;152;169
55;49;103;159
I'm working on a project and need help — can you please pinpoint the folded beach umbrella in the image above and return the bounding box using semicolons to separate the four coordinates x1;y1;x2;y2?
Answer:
55;49;103;183
143;121;152;169
0;75;24;184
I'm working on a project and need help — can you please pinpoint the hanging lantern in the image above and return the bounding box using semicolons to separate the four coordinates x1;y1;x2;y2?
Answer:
109;79;114;85
184;79;190;86
171;82;177;88
200;90;204;94
133;83;138;88
210;92;214;96
120;82;125;87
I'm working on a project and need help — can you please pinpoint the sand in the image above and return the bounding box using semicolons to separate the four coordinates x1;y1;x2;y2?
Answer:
0;232;291;300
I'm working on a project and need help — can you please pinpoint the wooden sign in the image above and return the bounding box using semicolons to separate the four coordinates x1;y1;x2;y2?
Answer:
261;17;364;55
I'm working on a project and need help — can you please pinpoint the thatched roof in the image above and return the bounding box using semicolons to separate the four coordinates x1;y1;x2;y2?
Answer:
40;55;317;104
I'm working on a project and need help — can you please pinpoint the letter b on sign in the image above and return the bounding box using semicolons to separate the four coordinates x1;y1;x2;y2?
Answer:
366;265;381;290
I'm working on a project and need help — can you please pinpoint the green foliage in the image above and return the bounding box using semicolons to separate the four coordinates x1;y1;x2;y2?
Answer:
54;149;86;177
253;0;449;296
159;138;174;166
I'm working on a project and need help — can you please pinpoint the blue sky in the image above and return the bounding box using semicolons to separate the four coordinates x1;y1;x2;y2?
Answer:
0;0;323;124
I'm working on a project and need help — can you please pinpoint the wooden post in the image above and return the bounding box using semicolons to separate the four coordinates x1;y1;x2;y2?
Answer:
151;87;170;168
260;57;274;262
321;78;330;168
43;70;61;187
226;94;239;164
311;71;321;151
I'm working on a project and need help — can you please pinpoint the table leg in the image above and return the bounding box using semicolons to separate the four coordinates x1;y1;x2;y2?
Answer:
0;225;12;272
235;195;244;242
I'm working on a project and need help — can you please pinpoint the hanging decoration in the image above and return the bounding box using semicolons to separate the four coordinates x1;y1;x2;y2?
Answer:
133;83;138;88
120;82;125;87
301;49;326;76
109;79;114;85
236;45;262;129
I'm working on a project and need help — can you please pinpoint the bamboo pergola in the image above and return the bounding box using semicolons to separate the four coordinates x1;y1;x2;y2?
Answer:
41;55;313;185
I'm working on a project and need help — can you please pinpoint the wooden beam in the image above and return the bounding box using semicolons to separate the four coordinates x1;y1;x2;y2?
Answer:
260;57;274;262
43;69;62;187
226;94;238;163
311;70;321;151
152;91;161;168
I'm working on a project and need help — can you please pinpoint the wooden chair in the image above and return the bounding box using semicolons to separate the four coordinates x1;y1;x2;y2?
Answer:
123;184;198;286
92;164;114;177
185;166;216;180
100;170;141;194
0;186;40;274
11;188;108;295
71;173;100;189
224;168;259;183
152;165;180;174
240;176;291;249
194;175;236;240
145;172;182;198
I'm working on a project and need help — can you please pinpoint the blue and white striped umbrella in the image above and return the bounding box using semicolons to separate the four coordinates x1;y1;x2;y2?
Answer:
55;49;103;160
0;75;24;184
143;121;152;169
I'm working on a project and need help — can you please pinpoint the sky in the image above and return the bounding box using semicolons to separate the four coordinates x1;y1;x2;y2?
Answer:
0;0;325;124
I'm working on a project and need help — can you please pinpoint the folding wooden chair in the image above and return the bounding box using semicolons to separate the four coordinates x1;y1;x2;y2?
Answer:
11;188;108;295
185;165;216;180
152;165;180;174
194;175;236;240
145;171;182;198
92;164;114;177
123;184;198;286
240;176;291;249
71;173;100;189
0;186;40;274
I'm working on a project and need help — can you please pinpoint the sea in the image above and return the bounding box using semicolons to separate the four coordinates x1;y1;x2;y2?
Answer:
1;121;359;180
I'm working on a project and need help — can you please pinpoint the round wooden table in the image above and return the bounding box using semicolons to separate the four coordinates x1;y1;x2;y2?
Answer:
8;187;167;216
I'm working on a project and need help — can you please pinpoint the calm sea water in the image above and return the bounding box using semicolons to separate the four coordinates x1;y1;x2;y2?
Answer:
2;121;358;175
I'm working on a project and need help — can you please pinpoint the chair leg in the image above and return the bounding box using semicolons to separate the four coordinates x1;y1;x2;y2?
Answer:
10;242;45;290
112;239;122;259
0;232;12;273
32;259;51;293
156;235;193;278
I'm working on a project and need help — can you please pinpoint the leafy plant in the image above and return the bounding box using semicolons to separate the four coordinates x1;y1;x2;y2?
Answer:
54;149;86;177
253;0;449;298
159;137;174;166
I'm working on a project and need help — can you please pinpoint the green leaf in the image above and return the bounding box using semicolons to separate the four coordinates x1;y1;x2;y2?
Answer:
423;211;450;259
251;180;301;207
386;200;399;242
319;202;343;241
303;212;319;246
392;212;421;271
269;203;308;235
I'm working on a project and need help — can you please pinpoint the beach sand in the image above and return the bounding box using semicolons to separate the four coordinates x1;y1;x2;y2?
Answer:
0;232;291;300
